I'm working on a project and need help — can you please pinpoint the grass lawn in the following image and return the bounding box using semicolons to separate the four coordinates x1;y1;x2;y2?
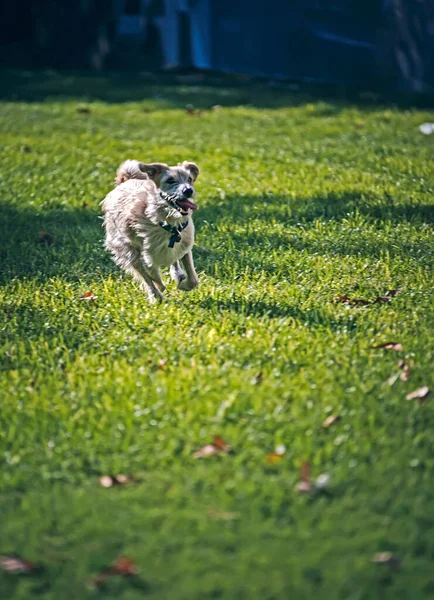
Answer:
1;70;434;599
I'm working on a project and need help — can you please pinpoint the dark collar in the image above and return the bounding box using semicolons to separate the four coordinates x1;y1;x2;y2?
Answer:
159;220;189;248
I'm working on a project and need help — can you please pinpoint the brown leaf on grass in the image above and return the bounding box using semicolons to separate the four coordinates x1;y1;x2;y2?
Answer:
156;359;168;371
213;436;230;452
1;555;35;574
398;360;412;381
99;474;134;488
111;556;138;576
266;453;283;464
338;290;401;307
385;289;402;298
37;231;55;245
374;296;392;304
296;461;313;493
193;435;230;458
372;552;401;569
92;556;138;587
372;342;403;351
336;295;369;306
251;371;263;385
76;106;91;114
266;444;286;464
322;415;342;428
406;386;430;402
80;290;97;301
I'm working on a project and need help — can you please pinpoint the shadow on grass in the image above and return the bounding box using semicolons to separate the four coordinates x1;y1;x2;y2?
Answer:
197;191;434;228
1;188;432;286
2;68;434;111
196;296;357;332
0;202;114;284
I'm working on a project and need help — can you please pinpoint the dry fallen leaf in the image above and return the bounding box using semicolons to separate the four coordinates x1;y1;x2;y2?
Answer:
38;231;55;245
322;414;342;428
99;474;133;488
92;556;138;587
398;360;412;381
337;294;369;306
372;342;403;351
266;453;284;464
266;445;286;464
385;289;402;298
156;359;168;371
80;290;97;301
374;296;392;304
193;435;230;458
1;555;35;574
296;461;313;493
111;556;138;576
251;371;263;385
338;290;401;307
406;386;430;402
372;552;401;569
315;473;331;489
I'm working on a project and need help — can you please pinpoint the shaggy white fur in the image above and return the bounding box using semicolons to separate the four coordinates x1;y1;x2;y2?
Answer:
101;159;200;303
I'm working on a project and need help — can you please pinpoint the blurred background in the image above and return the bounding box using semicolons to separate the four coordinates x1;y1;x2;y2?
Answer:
1;0;434;94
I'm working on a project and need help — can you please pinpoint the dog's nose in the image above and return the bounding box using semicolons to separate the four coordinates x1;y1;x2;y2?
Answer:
183;186;193;198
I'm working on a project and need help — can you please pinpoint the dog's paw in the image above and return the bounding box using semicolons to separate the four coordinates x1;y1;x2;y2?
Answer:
148;291;166;304
170;265;186;283
178;278;199;292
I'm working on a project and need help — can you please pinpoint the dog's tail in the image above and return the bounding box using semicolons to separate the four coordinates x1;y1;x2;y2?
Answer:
116;160;148;185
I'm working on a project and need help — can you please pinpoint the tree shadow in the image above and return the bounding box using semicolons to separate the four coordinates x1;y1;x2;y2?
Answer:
0;202;114;285
196;296;357;333
2;188;432;286
197;190;434;228
193;190;434;274
2;68;434;110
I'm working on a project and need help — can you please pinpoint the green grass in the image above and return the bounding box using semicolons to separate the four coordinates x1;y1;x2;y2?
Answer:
1;70;434;599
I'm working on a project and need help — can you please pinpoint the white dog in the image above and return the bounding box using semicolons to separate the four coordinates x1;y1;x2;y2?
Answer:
102;159;200;303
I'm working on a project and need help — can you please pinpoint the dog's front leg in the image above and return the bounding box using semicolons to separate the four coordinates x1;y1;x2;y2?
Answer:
178;250;199;291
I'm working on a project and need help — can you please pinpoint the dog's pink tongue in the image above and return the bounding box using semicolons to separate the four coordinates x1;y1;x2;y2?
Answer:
177;198;198;211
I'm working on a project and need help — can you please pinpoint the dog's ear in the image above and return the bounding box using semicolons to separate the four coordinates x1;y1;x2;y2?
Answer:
138;162;168;185
181;161;199;181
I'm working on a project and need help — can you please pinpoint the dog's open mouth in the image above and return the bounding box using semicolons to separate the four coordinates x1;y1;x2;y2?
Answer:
176;198;198;213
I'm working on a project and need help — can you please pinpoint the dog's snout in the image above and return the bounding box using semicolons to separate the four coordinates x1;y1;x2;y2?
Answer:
183;186;194;198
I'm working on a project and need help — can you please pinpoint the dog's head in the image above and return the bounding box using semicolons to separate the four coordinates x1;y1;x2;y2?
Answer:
138;161;199;214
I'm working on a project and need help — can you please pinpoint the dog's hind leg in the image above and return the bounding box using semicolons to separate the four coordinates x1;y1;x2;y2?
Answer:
178;251;199;291
170;261;186;284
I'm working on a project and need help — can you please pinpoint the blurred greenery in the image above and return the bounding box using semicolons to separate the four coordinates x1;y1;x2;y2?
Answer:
0;70;434;599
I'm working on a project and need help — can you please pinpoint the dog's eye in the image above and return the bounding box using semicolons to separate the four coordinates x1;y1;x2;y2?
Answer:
166;178;176;184
187;176;192;183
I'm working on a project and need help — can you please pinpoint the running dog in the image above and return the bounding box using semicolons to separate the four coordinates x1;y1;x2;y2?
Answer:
102;159;199;303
